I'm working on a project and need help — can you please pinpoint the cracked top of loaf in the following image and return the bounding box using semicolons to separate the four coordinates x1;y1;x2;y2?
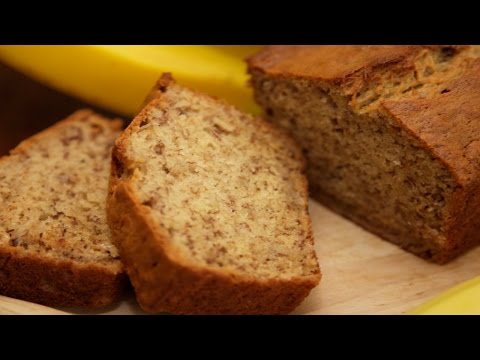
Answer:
248;45;480;189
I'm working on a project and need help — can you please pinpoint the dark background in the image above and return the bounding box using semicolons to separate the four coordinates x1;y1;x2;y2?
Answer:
0;63;118;155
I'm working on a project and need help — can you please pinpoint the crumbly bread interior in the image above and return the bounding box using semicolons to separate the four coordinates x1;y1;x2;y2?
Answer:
251;46;480;258
116;84;319;279
0;113;122;267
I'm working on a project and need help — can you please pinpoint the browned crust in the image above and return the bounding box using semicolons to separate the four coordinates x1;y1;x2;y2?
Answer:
380;59;480;262
108;183;318;314
249;46;410;79
107;74;320;314
247;45;467;89
142;72;175;105
380;59;480;188
0;109;128;308
0;247;126;307
248;45;480;264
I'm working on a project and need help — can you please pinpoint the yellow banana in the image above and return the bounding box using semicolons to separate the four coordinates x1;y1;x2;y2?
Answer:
0;45;262;116
409;275;480;314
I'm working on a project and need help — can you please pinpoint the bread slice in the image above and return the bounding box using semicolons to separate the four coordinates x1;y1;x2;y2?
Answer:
107;74;320;314
0;110;126;308
248;45;480;263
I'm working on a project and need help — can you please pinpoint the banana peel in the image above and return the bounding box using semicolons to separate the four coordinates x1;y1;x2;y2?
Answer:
0;45;262;116
409;275;480;314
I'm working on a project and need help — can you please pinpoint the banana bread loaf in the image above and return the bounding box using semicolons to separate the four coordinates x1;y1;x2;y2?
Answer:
248;45;480;263
107;74;320;314
0;110;126;307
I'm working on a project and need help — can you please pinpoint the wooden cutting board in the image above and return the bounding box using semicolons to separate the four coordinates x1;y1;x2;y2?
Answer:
1;199;480;315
